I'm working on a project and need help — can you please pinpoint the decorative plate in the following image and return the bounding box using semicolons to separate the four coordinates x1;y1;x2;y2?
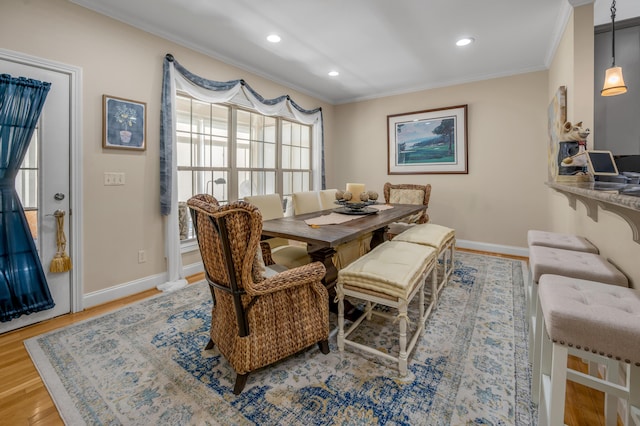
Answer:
335;200;378;208
333;206;378;215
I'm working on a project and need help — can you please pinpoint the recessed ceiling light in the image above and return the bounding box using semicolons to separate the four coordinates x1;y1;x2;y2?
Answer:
456;37;474;47
267;34;281;43
328;71;339;77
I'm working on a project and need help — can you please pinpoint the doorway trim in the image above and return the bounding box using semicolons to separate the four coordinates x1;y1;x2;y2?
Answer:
0;48;83;313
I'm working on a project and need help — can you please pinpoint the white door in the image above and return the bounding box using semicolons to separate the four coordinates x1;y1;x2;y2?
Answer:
0;52;80;333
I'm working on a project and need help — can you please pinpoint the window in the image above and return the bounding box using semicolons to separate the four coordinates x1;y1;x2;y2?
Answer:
16;130;39;242
176;93;313;241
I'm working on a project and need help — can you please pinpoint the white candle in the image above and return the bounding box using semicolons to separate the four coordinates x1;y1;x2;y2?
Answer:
345;183;365;203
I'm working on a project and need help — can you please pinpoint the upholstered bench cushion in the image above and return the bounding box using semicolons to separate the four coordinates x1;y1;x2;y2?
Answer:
538;275;640;365
338;241;436;299
393;223;455;250
528;246;628;287
527;230;598;254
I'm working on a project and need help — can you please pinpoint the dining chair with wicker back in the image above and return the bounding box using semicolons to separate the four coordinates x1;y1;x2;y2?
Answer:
187;194;330;394
383;182;431;239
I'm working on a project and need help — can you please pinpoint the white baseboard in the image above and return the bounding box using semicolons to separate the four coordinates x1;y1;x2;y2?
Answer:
84;243;531;310
456;239;529;258
83;261;205;309
184;261;205;277
83;243;530;310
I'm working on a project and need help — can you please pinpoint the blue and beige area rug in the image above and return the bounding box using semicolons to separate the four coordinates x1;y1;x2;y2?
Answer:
25;252;535;425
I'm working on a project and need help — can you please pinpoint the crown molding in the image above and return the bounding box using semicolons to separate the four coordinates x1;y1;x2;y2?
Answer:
568;0;595;6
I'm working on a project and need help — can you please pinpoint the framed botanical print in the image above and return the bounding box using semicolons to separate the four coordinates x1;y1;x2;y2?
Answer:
103;95;146;151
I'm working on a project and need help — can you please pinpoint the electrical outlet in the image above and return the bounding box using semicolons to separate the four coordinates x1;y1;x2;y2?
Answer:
138;249;147;264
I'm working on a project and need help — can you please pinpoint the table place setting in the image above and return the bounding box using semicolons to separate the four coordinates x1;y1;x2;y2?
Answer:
304;184;394;226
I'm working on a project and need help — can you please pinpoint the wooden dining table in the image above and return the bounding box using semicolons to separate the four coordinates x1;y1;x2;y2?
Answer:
261;203;427;318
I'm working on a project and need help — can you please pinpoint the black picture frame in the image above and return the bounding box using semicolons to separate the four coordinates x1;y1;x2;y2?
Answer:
103;95;146;151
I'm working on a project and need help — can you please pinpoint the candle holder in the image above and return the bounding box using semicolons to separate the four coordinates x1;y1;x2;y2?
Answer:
335;188;378;212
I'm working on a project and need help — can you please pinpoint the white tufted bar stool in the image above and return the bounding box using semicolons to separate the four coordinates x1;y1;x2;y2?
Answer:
528;246;629;404
537;275;640;426
391;223;455;304
337;240;437;376
526;230;599;323
527;230;599;254
526;231;599;328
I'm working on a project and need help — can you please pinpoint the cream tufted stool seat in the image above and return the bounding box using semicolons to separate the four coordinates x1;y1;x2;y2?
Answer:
392;223;455;303
337;240;437;376
528;246;629;403
527;230;599;254
525;230;599;348
537;275;640;426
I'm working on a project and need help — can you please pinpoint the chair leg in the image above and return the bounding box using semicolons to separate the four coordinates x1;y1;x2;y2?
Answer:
233;373;249;395
604;358;620;426
546;343;569;425
532;292;543;404
318;339;330;354
419;275;425;334
431;266;438;308
205;338;215;350
337;288;345;352
629;364;640;426
398;299;409;376
528;280;538;363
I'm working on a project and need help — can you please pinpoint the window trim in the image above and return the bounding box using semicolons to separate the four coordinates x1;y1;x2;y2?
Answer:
176;92;315;242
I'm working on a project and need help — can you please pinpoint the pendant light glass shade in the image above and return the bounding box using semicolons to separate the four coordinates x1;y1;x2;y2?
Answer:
601;66;628;96
601;0;627;97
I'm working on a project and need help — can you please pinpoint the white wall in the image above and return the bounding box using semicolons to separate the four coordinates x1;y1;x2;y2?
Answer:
1;0;334;296
331;72;550;251
548;4;640;288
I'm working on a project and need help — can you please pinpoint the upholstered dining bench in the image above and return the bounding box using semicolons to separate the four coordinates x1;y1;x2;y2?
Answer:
391;223;456;303
336;240;437;376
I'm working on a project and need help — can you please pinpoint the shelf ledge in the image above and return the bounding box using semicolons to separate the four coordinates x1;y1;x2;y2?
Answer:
547;182;640;244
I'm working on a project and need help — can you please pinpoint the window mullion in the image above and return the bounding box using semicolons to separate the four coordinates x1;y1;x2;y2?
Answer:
276;117;283;197
229;106;238;202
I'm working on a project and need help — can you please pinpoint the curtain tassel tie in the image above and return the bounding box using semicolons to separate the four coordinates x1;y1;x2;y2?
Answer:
50;209;72;273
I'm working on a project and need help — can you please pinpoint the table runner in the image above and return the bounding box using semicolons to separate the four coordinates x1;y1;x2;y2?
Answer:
304;204;394;226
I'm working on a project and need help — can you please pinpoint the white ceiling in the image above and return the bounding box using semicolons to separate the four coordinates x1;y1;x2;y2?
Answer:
70;0;640;105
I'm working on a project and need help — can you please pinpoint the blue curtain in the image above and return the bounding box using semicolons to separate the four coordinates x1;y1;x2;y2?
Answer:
0;74;54;322
160;54;325;215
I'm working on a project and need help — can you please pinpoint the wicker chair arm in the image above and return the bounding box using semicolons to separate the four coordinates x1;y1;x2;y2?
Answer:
260;241;275;266
246;262;326;296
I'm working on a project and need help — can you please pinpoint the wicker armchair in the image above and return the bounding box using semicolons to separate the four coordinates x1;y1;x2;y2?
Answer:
383;182;431;238
187;194;330;395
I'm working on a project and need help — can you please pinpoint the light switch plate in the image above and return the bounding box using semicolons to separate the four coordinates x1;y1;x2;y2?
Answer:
104;172;125;186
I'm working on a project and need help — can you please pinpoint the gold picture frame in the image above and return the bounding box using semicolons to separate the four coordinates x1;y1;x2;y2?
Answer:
387;105;468;174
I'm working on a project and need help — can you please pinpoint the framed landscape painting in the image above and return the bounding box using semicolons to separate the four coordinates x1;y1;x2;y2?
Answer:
103;95;146;151
387;105;468;174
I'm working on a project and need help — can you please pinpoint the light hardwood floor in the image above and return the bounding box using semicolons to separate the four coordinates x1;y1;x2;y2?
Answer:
0;253;617;425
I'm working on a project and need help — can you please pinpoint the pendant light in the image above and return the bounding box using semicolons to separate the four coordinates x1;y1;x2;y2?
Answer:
601;0;627;96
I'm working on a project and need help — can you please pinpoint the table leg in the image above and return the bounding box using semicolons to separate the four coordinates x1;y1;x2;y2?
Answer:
308;246;338;287
308;245;363;321
370;226;388;249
